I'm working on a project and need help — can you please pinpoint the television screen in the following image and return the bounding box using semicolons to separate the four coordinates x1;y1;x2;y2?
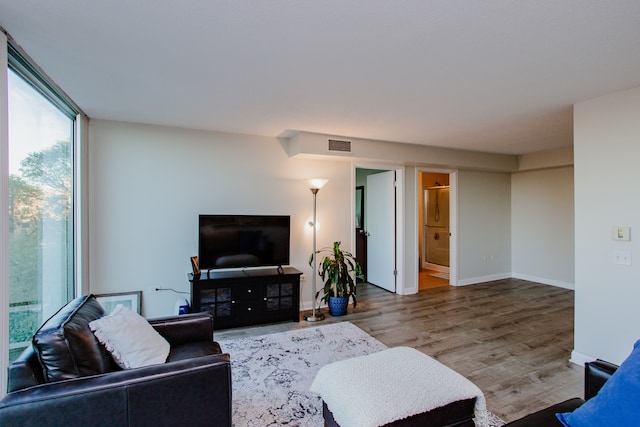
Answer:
198;215;291;270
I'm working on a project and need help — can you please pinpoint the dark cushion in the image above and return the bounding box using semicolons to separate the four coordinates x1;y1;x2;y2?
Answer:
504;398;583;426
150;312;215;345
166;341;223;362
32;294;117;382
584;359;618;400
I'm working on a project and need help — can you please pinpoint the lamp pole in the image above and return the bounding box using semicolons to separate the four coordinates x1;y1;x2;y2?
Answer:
305;179;327;322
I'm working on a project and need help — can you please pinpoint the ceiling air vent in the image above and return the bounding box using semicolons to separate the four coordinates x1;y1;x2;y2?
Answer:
328;139;352;153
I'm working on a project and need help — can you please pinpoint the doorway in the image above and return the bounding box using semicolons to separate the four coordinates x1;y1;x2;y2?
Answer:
354;166;404;294
418;171;452;290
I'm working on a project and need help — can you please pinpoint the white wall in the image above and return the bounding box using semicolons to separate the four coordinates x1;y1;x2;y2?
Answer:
89;120;524;317
88;120;353;318
511;167;574;288
287;131;519;172
518;146;573;171
574;86;640;365
457;170;512;285
402;165;417;294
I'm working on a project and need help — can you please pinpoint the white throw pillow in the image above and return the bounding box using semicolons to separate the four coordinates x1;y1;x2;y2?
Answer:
89;304;170;369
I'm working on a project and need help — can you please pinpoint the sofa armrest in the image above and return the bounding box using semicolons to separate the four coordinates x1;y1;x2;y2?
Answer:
6;345;45;393
0;353;232;427
149;312;214;345
585;359;618;401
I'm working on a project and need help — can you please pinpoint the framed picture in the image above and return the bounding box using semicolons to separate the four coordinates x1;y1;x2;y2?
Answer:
190;255;200;275
95;291;142;315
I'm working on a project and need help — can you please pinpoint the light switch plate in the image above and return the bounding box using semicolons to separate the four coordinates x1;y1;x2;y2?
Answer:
612;226;631;241
614;251;632;266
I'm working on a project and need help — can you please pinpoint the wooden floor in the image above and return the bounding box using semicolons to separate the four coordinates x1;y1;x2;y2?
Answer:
419;269;450;289
216;278;582;423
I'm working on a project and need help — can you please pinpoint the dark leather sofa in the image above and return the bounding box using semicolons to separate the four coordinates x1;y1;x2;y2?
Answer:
0;295;232;427
504;359;618;426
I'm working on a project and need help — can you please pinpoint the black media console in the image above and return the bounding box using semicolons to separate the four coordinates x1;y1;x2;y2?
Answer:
188;267;302;329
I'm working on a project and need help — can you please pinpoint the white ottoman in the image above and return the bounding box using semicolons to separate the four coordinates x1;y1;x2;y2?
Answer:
310;346;488;427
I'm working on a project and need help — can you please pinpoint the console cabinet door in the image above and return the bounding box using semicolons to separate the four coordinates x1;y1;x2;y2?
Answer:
263;281;295;321
198;286;236;327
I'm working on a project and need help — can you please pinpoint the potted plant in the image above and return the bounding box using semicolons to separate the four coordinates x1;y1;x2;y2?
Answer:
309;241;362;316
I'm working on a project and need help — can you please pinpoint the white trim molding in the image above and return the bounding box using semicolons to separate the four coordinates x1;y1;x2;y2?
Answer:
570;350;595;367
75;114;90;296
1;31;10;399
455;272;512;287
511;273;574;290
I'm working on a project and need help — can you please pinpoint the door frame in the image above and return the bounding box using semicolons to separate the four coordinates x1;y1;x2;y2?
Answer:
353;163;405;294
416;168;458;287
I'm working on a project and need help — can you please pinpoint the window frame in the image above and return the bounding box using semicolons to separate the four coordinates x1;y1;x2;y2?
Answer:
1;30;88;396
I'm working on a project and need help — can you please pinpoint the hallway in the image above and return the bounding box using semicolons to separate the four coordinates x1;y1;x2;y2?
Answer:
419;269;449;290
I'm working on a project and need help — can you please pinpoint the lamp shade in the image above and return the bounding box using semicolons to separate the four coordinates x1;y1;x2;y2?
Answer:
309;178;328;190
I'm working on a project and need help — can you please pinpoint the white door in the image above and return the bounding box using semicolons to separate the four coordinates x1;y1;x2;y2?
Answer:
366;171;396;292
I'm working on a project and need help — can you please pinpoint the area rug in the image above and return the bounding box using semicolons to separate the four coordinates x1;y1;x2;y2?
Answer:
217;322;505;426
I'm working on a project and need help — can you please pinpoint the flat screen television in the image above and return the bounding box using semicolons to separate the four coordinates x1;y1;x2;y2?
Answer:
198;215;291;270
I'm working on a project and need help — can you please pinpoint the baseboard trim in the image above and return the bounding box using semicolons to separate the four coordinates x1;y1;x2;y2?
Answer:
511;273;575;290
423;262;449;273
570;350;595;367
455;273;511;286
299;299;327;313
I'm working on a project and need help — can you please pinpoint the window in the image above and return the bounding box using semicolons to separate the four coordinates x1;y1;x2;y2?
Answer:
7;44;80;362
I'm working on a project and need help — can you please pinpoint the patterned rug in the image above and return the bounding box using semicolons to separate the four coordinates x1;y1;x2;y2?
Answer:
217;322;504;426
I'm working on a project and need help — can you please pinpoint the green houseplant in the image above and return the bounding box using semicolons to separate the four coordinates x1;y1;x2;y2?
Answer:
309;241;362;316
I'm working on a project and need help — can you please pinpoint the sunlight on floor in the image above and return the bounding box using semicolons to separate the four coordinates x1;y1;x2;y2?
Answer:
419;269;450;290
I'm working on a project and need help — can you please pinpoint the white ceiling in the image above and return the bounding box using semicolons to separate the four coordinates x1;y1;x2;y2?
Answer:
2;1;640;155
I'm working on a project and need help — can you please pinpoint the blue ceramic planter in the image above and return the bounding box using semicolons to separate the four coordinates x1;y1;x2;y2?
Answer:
328;296;349;316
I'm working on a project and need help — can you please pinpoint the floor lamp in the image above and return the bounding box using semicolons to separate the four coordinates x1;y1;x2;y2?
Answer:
304;178;328;322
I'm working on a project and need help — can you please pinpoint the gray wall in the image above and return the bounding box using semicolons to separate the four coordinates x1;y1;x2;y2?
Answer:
457;171;512;283
574;86;640;365
511;167;574;288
